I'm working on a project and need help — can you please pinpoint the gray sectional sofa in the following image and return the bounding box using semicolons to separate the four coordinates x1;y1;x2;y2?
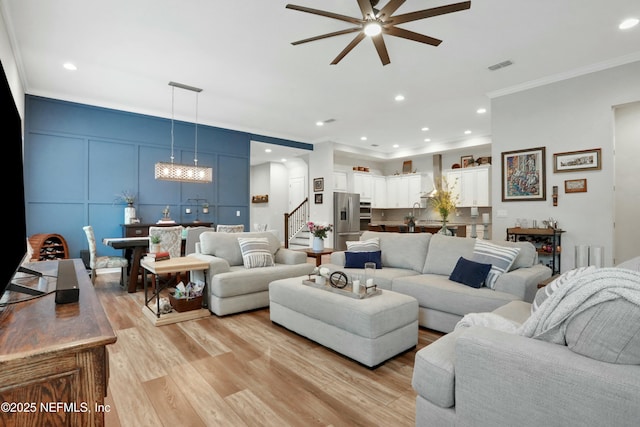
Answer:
188;231;314;316
322;231;552;333
412;265;640;427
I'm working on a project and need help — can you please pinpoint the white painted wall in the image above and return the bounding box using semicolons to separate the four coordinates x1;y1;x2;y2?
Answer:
491;60;640;270
249;162;289;242
309;141;335;245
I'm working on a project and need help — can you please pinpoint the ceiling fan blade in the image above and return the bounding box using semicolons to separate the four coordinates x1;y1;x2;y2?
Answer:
291;27;362;45
385;26;442;46
377;0;406;20
286;4;363;25
356;0;375;18
390;1;471;25
331;32;366;65
371;34;390;65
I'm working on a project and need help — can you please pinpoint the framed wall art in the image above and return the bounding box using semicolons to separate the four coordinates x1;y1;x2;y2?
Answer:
314;193;323;204
553;148;601;172
461;155;474;168
565;178;587;193
402;160;413;174
501;147;546;202
313;177;324;192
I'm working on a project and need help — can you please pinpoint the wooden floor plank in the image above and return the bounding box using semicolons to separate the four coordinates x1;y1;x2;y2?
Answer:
92;272;444;426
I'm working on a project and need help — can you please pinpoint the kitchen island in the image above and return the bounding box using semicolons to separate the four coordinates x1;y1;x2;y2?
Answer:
367;222;467;237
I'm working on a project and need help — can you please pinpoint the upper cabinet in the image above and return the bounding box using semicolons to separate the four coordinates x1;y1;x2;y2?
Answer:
445;165;491;207
334;171;348;192
372;175;387;209
352;172;373;200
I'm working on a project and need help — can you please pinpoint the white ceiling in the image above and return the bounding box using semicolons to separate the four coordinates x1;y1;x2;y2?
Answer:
3;0;639;166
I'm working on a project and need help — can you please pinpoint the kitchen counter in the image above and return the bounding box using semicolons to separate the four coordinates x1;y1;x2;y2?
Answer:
367;222;467;237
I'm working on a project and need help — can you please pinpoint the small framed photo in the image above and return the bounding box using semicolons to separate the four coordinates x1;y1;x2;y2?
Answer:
314;193;323;204
501;146;546;202
553;148;601;173
565;178;587;193
461;155;475;168
313;177;324;192
402;160;413;174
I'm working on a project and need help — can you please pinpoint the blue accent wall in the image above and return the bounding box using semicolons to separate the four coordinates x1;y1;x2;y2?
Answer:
24;95;311;258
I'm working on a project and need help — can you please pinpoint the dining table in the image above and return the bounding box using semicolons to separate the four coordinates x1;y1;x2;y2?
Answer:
102;236;149;293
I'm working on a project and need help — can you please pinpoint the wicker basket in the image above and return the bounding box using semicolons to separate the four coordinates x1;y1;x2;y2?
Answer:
169;292;203;312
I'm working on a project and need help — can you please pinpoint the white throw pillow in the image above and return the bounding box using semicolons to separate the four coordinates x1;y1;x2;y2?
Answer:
346;237;380;252
472;240;520;289
237;237;274;269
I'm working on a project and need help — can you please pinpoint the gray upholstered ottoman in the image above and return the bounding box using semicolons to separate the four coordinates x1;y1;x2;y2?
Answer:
269;276;419;367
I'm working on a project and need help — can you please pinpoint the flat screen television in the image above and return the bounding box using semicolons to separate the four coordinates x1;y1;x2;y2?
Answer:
0;60;45;307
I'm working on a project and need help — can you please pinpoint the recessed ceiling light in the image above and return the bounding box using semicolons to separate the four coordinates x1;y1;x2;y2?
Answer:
464;130;472;135
316;121;324;126
476;108;487;114
421;127;429;131
619;18;639;30
393;144;399;148
395;94;405;101
424;138;431;142
281;158;287;162
361;136;367;141
63;62;77;71
265;148;272;153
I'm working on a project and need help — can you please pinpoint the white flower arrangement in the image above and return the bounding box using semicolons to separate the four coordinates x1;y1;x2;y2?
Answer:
310;266;331;282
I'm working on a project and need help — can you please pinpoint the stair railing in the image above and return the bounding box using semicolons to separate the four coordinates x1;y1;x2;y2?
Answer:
284;197;308;248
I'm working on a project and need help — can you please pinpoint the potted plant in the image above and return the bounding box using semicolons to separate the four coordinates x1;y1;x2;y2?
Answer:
428;177;459;235
202;202;209;214
306;221;333;252
115;190;137;224
149;235;162;253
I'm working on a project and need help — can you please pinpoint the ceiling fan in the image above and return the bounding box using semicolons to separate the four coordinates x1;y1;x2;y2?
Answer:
286;0;471;65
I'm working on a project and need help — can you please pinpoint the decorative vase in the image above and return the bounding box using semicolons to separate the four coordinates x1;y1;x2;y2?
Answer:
150;243;161;253
439;218;452;236
312;236;324;252
124;203;136;225
316;276;326;285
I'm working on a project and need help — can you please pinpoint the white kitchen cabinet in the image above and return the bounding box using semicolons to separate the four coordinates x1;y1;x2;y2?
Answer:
333;171;348;192
352;172;373;200
445;166;491;207
407;174;422;207
384;174;422;208
372;175;387;208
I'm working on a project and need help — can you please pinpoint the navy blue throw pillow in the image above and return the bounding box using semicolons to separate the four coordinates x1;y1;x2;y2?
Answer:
344;250;382;269
449;257;492;288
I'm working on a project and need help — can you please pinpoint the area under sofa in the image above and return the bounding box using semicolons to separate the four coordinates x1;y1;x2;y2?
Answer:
322;231;552;333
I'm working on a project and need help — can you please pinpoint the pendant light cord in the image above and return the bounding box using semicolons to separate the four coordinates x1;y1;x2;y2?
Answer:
170;85;175;163
194;92;199;166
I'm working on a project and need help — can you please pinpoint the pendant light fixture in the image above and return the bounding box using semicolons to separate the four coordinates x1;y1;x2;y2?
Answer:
154;81;213;183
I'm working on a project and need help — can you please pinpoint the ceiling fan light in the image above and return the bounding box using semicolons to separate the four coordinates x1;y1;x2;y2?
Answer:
364;21;382;37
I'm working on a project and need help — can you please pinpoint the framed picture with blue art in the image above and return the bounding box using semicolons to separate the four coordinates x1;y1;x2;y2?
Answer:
501;146;546;202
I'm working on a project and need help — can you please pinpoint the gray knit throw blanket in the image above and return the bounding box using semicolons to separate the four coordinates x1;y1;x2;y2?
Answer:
518;267;640;344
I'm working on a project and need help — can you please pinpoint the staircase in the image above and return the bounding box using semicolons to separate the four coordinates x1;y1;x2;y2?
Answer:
284;197;310;249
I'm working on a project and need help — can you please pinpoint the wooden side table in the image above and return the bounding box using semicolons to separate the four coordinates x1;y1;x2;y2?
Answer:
141;256;210;326
297;248;334;267
537;274;560;289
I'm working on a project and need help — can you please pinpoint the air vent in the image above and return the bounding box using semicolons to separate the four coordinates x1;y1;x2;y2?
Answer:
323;118;336;123
488;60;513;71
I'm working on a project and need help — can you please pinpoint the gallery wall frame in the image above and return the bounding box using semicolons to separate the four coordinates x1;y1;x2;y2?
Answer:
565;178;587;193
501;146;546;202
461;155;474;168
313;177;324;192
314;193;323;204
553;148;601;172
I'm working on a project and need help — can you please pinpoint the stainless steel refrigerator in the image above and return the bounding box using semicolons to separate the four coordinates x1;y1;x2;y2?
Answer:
333;192;361;251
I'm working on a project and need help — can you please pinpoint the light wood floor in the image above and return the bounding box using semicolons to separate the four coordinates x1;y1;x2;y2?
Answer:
95;268;443;427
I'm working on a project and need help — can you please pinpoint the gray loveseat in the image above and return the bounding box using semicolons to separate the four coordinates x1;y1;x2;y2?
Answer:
322;231;551;333
412;265;640;427
189;231;314;316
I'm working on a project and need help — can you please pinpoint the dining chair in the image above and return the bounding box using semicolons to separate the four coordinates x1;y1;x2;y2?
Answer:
184;226;212;255
82;225;128;285
216;224;244;233
149;225;184;285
